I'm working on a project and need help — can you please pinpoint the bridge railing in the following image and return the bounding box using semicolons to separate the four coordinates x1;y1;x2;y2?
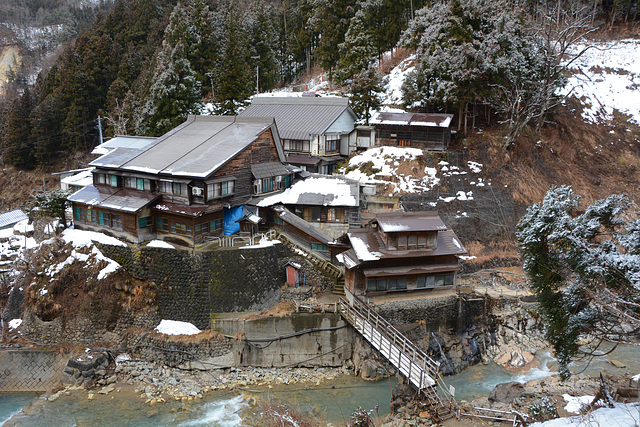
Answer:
339;288;441;389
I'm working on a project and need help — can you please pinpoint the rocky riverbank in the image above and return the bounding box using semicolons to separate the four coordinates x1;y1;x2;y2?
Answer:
54;358;347;406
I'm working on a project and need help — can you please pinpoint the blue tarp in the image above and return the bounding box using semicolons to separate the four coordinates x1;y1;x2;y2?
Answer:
223;206;243;236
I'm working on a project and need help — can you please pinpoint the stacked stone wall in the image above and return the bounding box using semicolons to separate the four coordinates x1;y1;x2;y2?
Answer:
0;350;68;391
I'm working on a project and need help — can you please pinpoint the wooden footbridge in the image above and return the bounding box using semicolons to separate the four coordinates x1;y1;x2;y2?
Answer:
338;290;456;419
338;289;529;425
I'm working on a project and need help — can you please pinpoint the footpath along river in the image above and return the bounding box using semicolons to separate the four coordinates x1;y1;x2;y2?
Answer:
1;343;638;426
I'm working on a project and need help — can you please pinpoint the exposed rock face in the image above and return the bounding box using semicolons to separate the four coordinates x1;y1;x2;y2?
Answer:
488;381;525;403
391;383;418;414
494;345;536;371
351;335;393;380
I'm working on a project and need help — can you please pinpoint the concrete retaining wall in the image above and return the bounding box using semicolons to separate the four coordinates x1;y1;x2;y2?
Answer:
0;350;68;392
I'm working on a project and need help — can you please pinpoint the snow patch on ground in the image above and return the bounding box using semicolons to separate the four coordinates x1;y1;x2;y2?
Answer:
8;319;22;330
531;402;640;426
562;394;595;414
561;38;640;125
339;146;440;193
146;240;175;249
239;238;281;250
62;228;127;248
155;320;201;336
383;54;416;106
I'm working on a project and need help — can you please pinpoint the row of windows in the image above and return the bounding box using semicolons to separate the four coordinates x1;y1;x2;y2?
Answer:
73;207;123;230
207;180;234;199
156;217;223;236
253;175;291;195
324;134;340;152
386;232;435;250
300;207;346;223
377;130;444;143
283;139;310;152
366;274;455;292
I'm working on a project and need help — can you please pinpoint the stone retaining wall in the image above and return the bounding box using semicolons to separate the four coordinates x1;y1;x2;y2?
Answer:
99;244;293;329
0;350;68;391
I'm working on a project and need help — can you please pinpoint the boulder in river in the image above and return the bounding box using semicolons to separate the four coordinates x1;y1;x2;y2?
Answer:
488;381;525;404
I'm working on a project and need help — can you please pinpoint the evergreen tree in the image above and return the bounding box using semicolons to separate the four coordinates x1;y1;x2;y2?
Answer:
137;41;203;136
517;186;640;379
213;6;253;114
311;0;356;81
400;0;536;126
3;88;35;168
349;67;384;124
336;8;377;84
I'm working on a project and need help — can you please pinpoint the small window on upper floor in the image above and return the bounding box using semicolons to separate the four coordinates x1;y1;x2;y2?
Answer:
109;175;118;187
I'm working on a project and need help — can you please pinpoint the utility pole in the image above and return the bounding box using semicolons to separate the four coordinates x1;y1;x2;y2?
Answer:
97;116;103;145
251;56;260;94
205;72;215;99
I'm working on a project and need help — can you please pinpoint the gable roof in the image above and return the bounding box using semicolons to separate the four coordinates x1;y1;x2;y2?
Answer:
239;96;356;140
90;116;285;179
370;112;453;128
374;211;448;233
257;175;359;207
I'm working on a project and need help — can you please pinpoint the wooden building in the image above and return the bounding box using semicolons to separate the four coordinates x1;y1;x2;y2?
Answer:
335;212;466;297
256;174;361;240
69;116;293;246
371;112;454;151
240;96;359;174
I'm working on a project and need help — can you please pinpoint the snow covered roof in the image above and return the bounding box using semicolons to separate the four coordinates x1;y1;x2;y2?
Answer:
61;169;94;187
256;175;359;207
68;185;161;213
370;112;453;128
92;135;157;155
374;212;447;233
240;96;356;141
0;209;28;229
90;116;286;179
271;205;333;245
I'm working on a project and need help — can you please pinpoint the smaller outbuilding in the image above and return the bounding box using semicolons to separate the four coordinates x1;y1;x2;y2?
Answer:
335;211;466;298
371;112;454;150
0;210;28;230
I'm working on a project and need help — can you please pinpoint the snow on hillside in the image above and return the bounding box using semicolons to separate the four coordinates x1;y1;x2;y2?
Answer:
562;38;640;125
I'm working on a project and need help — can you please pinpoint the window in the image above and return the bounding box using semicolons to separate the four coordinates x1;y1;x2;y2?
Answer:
304;207;321;222
73;206;83;221
398;131;411;140
321;164;336;175
136;178;144;191
378;130;390;139
159;181;172;193
98;211;108;225
262;177;274;193
210;219;222;231
327;208;344;222
86;209;97;223
418;234;427;248
109;175;118;187
95;174;106;185
408;234;417;248
311;243;328;251
274;217;283;225
207;180;235;199
284;139;309;152
397;234;407;249
156;217;169;231
139;216;152;228
357;129;370;138
174;223;187;234
325;135;339;152
112;214;122;230
172;182;182;195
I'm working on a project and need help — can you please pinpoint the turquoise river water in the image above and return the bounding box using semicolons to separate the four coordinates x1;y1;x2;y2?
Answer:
1;343;638;426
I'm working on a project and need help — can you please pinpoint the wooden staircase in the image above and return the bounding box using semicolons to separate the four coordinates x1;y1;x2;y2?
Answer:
332;277;345;296
338;290;455;419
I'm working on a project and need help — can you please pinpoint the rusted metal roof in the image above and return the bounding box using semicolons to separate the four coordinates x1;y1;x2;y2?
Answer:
152;202;209;217
370;112;453;128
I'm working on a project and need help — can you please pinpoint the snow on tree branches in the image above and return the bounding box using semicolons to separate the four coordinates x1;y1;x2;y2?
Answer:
517;186;640;379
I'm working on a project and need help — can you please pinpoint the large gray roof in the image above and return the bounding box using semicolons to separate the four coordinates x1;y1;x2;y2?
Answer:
90;116;285;179
68;185;160;213
374;211;448;233
239;96;355;140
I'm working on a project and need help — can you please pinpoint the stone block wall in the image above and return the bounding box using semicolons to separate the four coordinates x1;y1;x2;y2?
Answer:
0;350;68;391
99;244;292;330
